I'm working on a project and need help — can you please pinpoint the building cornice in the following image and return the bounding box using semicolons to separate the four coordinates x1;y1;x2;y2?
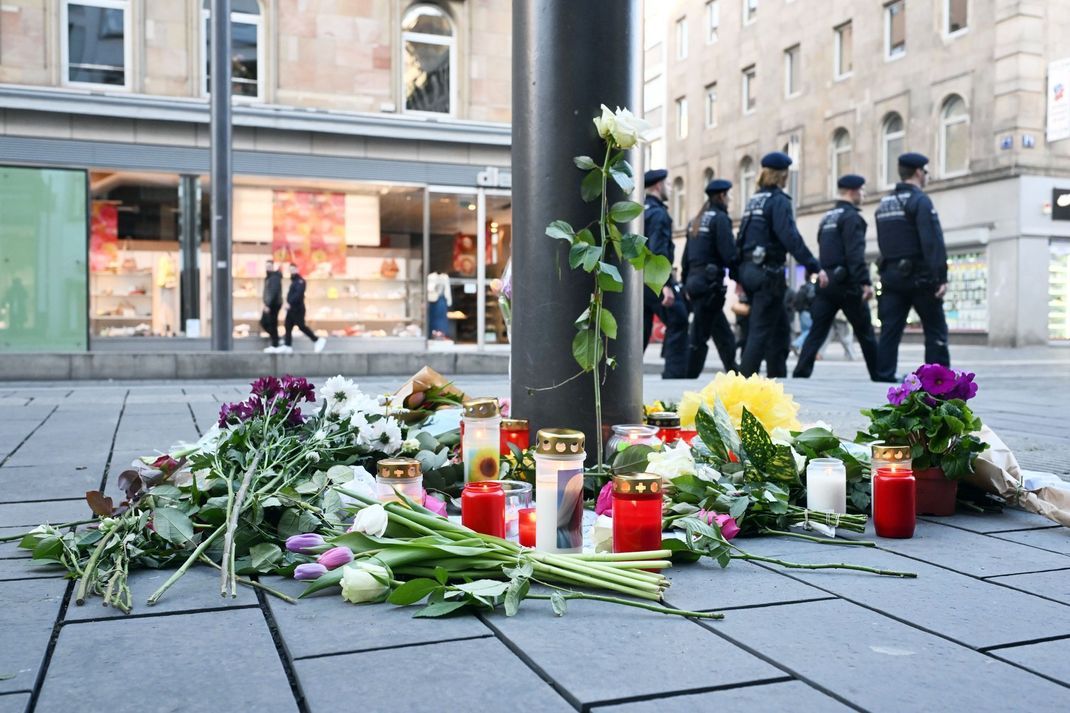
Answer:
0;85;512;147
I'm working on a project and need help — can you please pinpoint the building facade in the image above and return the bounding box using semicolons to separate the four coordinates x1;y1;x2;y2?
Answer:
664;0;1070;346
0;0;512;353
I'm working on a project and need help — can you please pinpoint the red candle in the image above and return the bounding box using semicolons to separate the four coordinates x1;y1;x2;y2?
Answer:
500;419;530;456
612;473;664;556
518;507;536;547
461;481;506;538
645;412;681;446
679;428;699;445
873;467;916;538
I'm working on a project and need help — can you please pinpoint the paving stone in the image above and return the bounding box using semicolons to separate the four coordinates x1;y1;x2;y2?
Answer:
264;577;489;659
987;569;1070;604
484;599;782;705
989;638;1070;685
0;554;64;581
0;499;90;529
663;557;830;612
63;565;256;620
0;578;66;693
37;609;297;712
991;528;1070;556
712;598;1070;712
295;637;574;712
0;405;54;422
921;508;1063;534
756;547;1070;649
595;680;853;712
0;464;106;502
875;521;1070;577
0;693;31;713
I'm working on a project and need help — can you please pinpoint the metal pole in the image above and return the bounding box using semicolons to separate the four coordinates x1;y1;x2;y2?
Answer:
511;0;644;456
210;0;233;350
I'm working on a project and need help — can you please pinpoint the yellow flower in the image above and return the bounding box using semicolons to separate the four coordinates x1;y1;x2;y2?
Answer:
643;400;665;416
678;372;801;433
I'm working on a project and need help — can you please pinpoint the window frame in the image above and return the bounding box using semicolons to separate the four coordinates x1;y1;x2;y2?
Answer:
704;82;718;129
60;0;132;91
830;128;852;196
739;156;756;214
201;1;265;102
742;65;756;115
833;21;852;80
880;113;906;189
672;177;686;225
676;96;689;139
706;0;720;44
884;0;906;61
743;0;758;27
675;16;688;60
784;44;801;98
943;0;969;39
939;96;970;178
400;4;459;118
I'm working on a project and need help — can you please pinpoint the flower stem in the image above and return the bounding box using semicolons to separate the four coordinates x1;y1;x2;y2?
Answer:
758;529;876;547
733;552;917;578
221;448;263;597
526;592;722;620
0;518;98;543
147;525;226;605
75;530;116;605
197;555;297;604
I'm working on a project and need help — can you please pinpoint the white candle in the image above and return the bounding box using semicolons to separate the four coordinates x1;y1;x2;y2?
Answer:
462;398;501;483
807;458;847;515
534;428;585;554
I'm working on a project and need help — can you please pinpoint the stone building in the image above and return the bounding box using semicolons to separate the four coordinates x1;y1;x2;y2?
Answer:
662;0;1070;346
0;0;513;352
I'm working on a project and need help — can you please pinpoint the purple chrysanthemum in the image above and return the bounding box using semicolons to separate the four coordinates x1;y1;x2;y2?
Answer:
281;375;316;404
250;376;282;399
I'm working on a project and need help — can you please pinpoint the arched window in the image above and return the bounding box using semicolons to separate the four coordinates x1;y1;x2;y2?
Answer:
739;156;755;213
784;135;800;204
940;95;969;177
202;0;262;99
672;177;686;223
703;167;715;188
831;128;852;193
881;113;905;187
402;4;456;115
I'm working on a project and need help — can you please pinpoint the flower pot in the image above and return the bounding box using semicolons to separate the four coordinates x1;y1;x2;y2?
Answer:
913;466;957;516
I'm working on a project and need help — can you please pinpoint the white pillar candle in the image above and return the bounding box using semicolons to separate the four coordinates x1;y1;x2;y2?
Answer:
533;428;586;554
462;398;501;483
806;458;847;515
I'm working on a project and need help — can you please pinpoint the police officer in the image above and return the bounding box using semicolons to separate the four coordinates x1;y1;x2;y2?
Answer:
793;174;880;380
682;178;738;377
643;169;689;379
737;152;827;378
874;153;950;381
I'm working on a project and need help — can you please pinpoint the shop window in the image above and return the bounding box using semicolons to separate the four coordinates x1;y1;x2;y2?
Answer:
881;113;905;188
738;156;755;213
63;0;130;88
1050;241;1070;341
402;4;456;115
884;1;906;60
943;251;987;332
831;128;852;193
203;0;263;99
940;95;969;177
742;65;756;114
834;21;852;79
945;0;968;37
705;83;717;128
784;45;800;98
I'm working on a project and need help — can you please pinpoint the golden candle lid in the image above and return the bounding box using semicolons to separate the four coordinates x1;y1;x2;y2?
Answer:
644;411;680;428
613;472;662;495
501;418;529;432
871;442;911;463
462;397;500;418
534;428;585;456
377;457;422;479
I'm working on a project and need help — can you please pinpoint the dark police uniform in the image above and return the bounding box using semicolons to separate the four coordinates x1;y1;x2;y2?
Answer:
793;175;879;379
643;170;689;379
682;180;737;377
874;153;949;379
736;153;821;378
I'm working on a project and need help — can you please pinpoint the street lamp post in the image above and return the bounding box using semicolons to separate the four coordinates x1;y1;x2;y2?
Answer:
210;0;233;351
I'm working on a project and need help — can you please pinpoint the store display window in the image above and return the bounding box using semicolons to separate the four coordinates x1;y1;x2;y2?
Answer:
943;251;988;332
1050;241;1070;341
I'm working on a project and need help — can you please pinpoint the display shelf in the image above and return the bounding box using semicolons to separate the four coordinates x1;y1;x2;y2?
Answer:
92;315;152;321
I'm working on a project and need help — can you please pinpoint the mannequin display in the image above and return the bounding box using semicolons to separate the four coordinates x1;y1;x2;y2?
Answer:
427;272;452;340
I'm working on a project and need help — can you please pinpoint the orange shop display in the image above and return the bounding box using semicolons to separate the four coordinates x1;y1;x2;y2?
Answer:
272;190;347;275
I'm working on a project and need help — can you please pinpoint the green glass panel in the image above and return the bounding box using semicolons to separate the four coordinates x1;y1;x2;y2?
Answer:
0;166;88;352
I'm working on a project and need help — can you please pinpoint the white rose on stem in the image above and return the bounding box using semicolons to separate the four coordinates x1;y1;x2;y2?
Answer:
608;106;650;149
340;561;391;604
348;503;388;537
593;104;617;141
645;440;697;480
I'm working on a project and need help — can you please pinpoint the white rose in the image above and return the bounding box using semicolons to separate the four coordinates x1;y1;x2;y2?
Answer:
593;104;617;140
609;106;650;149
340;561;391;604
348;503;388;537
645;440;697;480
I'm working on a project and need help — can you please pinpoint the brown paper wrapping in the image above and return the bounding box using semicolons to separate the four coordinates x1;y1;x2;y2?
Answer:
393;366;465;410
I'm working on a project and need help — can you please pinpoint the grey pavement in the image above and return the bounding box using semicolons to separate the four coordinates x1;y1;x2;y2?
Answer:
0;344;1068;711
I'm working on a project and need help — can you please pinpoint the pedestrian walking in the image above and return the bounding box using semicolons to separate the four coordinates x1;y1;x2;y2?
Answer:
793;174;880;380
260;259;283;353
683;178;738;377
642;169;689;379
873;153;950;381
281;263;326;353
790;280;815;355
736;152;827;378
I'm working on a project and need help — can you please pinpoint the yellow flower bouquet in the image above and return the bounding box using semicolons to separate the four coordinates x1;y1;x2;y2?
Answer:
678;372;801;432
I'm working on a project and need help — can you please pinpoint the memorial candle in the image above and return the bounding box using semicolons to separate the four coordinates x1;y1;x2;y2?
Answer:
612;473;664;555
375;457;423;504
806;458;847;515
870;443;911;521
500;418;530;456
534;428;585;553
644;412;682;446
462;398;501;482
518;508;536;547
873;467;916;538
461;481;505;538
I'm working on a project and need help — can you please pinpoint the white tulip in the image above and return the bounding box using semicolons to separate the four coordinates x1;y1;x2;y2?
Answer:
340;562;391;604
348;503;388;537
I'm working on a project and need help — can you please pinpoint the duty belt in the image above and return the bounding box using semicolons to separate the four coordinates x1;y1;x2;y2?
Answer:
742;251;785;269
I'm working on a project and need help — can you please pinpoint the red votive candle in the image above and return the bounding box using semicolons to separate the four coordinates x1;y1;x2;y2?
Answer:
500;418;530;456
612;473;664;555
645;412;681;446
518;507;536;547
679;428;699;445
461;481;506;538
873;467;916;538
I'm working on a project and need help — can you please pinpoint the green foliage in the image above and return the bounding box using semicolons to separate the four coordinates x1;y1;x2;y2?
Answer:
792;428;871;513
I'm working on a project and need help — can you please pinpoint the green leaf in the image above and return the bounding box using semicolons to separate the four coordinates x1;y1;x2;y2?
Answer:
609;200;644;223
574;228;595;245
695;406;729;461
643;254;672;294
612;444;654;473
740;408;775;466
621;233;647;261
569;242;594;270
572;327;601;371
599;308;618;339
413;600;470;618
387;578;441;606
277;508;320;540
546;220;576;242
609;166;634;193
581;169;603;202
434;566;450;585
504;577;530;617
502;561;534;580
582;243;602;272
453;579;510;598
792;427;841;454
153;507;195;546
573;155;598;170
150;484;182;500
660;537;702;563
550;591;568;617
713;398;744;459
249;542;282;572
597;263;624;293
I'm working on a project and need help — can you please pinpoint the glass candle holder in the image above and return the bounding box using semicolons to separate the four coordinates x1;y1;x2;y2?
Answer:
873;467;916;538
517;507;536;547
612;473;664;555
806;457;847;514
462;397;501;483
500;418;530;456
499;479;533;542
376;457;423;504
606;424;661;454
871;442;911;474
679;427;699;445
461;481;505;538
644;412;682;446
534;428;586;553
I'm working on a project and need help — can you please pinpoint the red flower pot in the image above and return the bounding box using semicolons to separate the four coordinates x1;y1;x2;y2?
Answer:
913;466;957;516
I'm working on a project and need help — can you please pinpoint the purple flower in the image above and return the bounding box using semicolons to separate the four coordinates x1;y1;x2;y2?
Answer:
250;376;282;400
316;546;354;570
887;385;909;406
595;481;614;516
286;407;306;427
903;373;922;392
915;364;957;396
293;563;328;581
281;375;316;405
285;533;325;554
947;370;978;402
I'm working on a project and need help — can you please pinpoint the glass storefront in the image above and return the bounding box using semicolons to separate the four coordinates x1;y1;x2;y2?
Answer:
1050;240;1070;341
871;248;989;334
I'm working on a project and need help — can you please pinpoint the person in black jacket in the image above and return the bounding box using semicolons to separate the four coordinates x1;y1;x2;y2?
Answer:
683;178;738;377
793;174;879;379
643;169;689;379
736;152;828;378
282;264;326;353
260;259;284;352
873;153;949;381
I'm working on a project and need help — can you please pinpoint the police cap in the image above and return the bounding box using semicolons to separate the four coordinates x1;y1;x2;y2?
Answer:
836;174;866;190
897;152;929;169
644;169;668;187
760;152;792;170
705;178;733;194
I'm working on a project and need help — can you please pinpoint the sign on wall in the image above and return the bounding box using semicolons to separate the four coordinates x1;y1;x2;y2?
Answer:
1053;188;1070;222
1047;58;1070;143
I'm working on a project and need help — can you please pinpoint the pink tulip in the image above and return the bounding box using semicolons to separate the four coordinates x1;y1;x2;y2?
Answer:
316;546;354;570
595;481;614;516
423;492;448;517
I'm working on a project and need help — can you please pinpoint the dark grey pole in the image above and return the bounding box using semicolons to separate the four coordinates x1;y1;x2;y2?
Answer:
209;0;233;350
511;0;644;459
177;174;201;332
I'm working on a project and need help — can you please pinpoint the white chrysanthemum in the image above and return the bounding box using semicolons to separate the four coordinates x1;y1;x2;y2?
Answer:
378;418;403;455
319;376;362;417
